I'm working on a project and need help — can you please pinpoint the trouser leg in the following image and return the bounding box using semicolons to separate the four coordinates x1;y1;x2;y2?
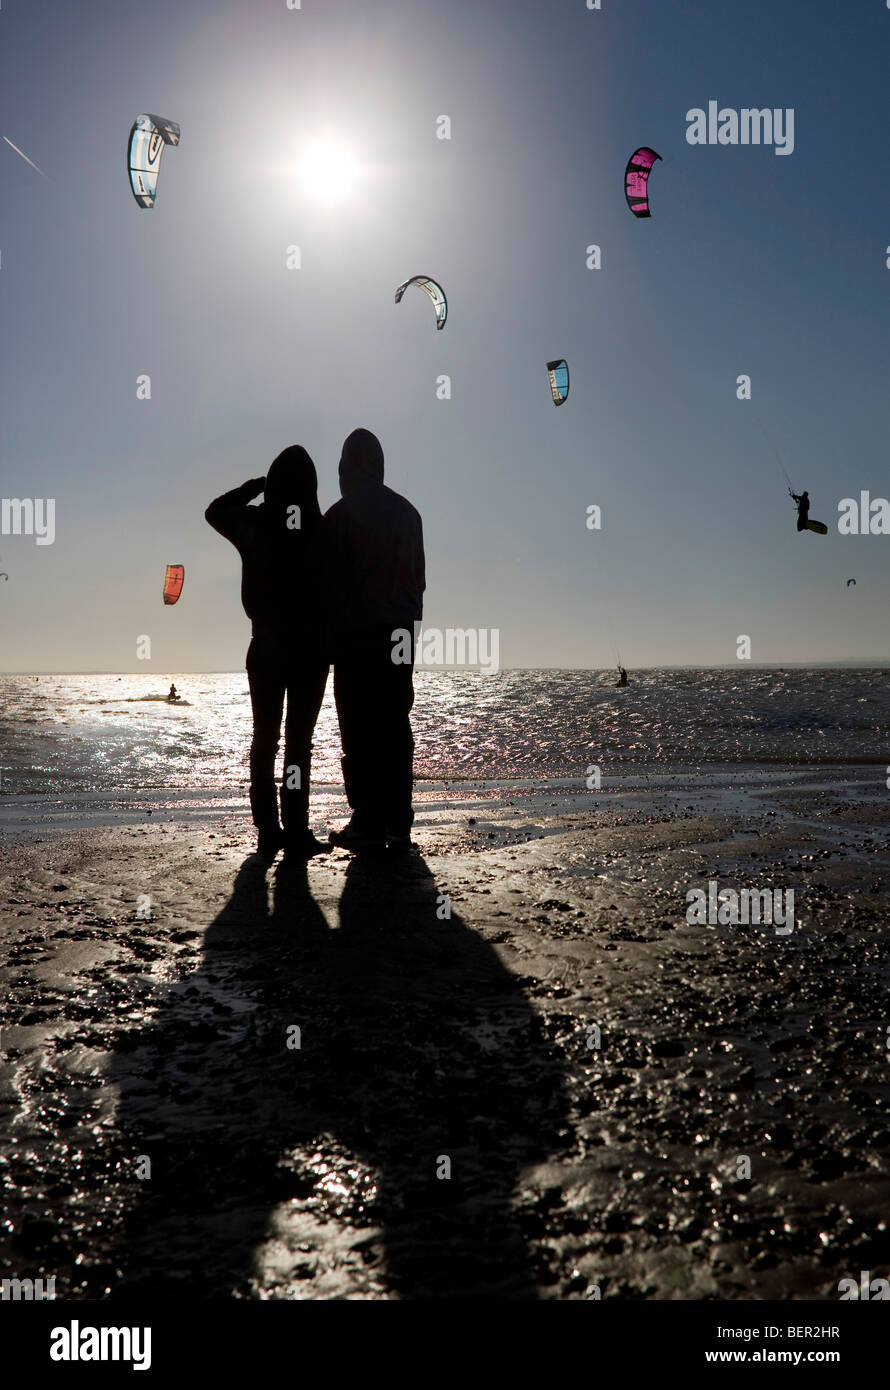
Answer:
333;629;415;835
334;651;379;830
380;656;416;835
280;659;329;832
246;639;286;831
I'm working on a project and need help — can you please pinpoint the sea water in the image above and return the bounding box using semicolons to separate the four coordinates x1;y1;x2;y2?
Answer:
0;668;888;798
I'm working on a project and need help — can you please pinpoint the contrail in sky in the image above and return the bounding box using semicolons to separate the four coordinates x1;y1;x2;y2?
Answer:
3;136;47;178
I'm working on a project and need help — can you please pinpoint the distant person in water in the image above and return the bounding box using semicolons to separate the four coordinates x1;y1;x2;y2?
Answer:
791;490;810;532
616;666;628;688
325;428;425;852
205;446;329;860
168;684;178;701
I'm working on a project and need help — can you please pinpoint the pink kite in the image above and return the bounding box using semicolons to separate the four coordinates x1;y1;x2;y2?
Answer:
625;147;661;218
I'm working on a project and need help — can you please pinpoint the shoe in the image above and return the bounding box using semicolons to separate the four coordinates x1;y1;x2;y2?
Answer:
255;826;283;859
282;829;331;859
329;823;386;853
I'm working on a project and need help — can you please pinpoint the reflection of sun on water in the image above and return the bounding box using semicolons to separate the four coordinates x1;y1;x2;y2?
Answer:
298;140;358;201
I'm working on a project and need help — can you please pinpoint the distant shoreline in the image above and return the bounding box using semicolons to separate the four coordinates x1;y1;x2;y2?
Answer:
2;663;889;677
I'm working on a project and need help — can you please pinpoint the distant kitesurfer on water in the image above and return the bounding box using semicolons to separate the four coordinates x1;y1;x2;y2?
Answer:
790;489;827;535
168;683;178;701
616;666;628;688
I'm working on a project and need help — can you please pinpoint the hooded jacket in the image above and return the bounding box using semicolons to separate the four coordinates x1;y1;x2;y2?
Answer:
324;429;425;641
205;445;326;646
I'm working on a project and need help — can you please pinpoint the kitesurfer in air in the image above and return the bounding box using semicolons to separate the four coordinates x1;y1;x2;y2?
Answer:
616;666;628;688
206;447;329;860
791;489;810;532
790;488;827;534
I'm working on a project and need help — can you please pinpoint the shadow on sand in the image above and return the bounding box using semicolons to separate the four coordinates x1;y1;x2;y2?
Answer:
108;851;571;1299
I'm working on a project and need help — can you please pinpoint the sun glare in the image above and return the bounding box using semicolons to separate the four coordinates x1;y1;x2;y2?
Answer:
299;140;358;202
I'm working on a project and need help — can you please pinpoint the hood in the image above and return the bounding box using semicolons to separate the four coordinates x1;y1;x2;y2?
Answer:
265;444;321;524
339;428;384;496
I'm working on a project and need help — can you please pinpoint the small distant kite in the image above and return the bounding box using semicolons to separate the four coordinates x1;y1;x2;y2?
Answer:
847;578;856;586
546;359;569;406
625;146;661;218
128;114;181;208
163;565;184;605
394;275;447;329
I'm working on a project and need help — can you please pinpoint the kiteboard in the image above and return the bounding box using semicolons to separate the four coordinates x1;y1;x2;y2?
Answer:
805;520;828;535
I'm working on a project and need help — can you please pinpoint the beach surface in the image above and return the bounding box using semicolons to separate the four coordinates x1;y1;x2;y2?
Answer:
1;769;889;1299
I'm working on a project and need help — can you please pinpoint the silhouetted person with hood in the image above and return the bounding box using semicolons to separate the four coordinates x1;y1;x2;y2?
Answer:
325;429;425;851
205;446;329;859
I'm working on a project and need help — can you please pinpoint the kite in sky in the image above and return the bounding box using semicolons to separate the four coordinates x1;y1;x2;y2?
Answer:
128;114;181;208
394;275;447;329
546;359;570;406
2;135;47;178
163;565;184;605
625;147;661;218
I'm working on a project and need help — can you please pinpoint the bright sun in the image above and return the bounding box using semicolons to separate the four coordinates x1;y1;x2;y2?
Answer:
299;140;358;202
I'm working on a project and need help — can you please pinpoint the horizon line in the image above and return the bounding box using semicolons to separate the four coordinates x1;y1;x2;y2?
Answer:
2;662;889;677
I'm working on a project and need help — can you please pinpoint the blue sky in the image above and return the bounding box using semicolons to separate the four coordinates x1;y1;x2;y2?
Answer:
0;0;887;671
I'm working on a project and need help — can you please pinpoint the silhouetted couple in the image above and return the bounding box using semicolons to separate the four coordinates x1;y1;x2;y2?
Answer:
206;428;425;859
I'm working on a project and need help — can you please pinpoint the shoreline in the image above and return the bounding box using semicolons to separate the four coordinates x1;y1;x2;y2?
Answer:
1;762;887;843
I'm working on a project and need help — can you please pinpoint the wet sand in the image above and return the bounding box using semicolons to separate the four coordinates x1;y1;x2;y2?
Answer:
1;769;889;1299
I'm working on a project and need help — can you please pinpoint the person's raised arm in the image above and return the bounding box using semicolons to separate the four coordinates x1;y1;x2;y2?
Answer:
205;477;265;547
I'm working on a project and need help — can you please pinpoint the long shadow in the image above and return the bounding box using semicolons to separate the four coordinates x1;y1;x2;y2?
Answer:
109;852;570;1299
